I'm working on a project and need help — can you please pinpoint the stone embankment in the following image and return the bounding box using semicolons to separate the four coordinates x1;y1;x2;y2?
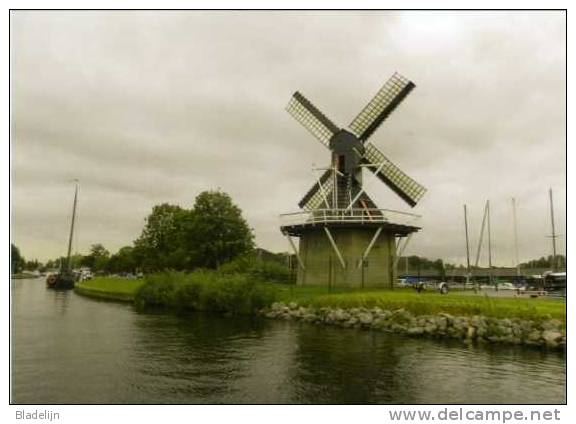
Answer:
261;302;566;349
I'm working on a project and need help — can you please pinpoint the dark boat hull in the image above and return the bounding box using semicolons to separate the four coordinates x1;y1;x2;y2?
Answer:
46;273;76;290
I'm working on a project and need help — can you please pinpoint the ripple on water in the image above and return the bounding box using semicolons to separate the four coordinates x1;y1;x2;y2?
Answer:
11;279;566;404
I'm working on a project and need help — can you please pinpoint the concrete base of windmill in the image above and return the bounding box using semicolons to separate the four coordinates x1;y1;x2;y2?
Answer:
295;226;401;288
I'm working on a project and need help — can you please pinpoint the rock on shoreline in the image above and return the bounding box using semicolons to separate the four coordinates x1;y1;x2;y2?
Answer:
260;302;566;350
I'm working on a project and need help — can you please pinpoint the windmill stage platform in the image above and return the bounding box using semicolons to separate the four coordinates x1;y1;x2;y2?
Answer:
280;208;421;288
280;208;420;237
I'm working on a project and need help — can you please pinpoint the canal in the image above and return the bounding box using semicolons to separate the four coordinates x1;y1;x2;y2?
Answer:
11;278;566;404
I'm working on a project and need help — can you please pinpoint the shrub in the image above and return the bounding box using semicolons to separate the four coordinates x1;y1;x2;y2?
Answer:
219;255;295;284
248;261;293;284
135;270;277;314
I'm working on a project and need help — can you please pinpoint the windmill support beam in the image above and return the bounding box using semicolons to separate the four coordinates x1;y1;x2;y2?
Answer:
316;176;330;208
345;161;386;211
323;227;346;269
357;227;383;269
285;235;305;270
394;233;413;268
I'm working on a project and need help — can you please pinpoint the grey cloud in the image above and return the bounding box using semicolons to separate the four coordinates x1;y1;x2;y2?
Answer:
11;11;566;265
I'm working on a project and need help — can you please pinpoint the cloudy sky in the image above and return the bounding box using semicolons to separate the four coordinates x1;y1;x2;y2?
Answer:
11;11;566;265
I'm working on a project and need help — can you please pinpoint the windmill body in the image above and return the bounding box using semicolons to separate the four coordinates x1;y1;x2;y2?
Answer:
280;73;426;288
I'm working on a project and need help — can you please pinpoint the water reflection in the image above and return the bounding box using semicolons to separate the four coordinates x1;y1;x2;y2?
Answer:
11;279;566;404
289;327;404;403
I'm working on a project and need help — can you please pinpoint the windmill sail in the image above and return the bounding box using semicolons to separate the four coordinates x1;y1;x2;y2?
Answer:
348;73;415;142
287;72;426;211
362;142;426;207
286;92;339;147
298;169;334;210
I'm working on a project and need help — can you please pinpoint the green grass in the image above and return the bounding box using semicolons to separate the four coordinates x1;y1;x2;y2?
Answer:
75;277;144;301
135;271;277;314
75;276;565;323
275;286;566;323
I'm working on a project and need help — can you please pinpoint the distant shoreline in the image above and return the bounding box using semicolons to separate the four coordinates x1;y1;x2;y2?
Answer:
11;273;41;280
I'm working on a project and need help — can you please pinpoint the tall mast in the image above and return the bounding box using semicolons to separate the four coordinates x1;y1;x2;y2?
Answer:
487;200;492;272
474;201;489;268
511;198;520;276
463;204;471;284
549;188;557;271
65;180;79;271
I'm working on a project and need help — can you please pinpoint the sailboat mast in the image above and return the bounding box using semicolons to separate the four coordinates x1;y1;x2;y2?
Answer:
549;188;557;271
65;181;79;271
511;198;520;277
487;200;492;271
463;204;471;284
474;201;489;268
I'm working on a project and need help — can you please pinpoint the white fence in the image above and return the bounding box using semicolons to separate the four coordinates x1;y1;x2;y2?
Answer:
279;208;421;227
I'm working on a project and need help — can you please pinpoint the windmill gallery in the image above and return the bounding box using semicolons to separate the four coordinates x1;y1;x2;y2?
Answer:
280;73;426;288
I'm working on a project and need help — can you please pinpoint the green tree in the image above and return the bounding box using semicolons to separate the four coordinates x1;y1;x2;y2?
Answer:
81;244;110;272
11;244;24;274
42;259;56;272
107;246;137;274
133;192;254;271
186;190;254;269
134;204;189;271
24;259;41;271
434;259;446;280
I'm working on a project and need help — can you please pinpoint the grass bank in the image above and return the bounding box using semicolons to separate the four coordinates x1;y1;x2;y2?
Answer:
275;286;565;323
135;271;276;314
75;277;144;302
75;275;565;323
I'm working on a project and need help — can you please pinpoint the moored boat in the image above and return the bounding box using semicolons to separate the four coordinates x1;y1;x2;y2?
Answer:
47;180;80;290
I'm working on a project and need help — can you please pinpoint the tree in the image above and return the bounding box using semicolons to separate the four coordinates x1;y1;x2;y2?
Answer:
24;259;41;271
11;244;24;274
42;259;56;272
107;246;137;274
434;259;446;280
134;204;189;271
520;255;566;270
133;192;254;272
186;190;254;269
82;244;110;272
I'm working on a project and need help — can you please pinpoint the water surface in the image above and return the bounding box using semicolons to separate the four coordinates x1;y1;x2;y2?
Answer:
11;278;566;404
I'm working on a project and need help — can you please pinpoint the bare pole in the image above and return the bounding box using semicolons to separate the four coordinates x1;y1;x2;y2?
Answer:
511;198;520;277
464;204;471;284
474;201;489;268
486;200;492;284
549;188;557;271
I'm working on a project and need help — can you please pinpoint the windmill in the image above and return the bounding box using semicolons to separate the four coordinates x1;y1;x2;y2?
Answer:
280;73;426;288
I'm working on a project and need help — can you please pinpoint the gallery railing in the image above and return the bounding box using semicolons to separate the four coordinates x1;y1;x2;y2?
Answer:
279;208;421;227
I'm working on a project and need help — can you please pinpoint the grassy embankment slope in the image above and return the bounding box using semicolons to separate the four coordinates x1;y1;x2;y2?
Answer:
276;286;565;323
77;276;565;323
75;277;145;302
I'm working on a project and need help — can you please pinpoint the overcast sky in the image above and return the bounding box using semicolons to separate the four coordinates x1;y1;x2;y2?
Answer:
11;11;566;265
